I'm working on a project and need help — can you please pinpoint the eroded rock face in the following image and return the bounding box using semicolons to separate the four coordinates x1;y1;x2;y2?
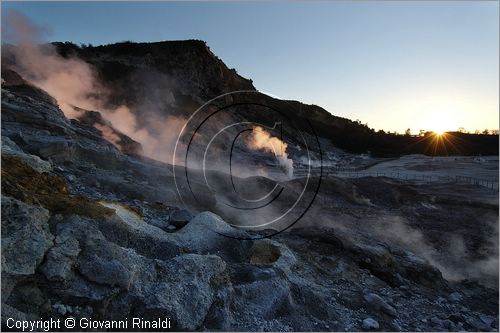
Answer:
71;106;143;156
2;136;52;173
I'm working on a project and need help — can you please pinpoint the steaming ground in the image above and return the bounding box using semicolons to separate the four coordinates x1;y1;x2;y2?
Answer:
206;159;499;287
173;146;499;287
298;176;498;286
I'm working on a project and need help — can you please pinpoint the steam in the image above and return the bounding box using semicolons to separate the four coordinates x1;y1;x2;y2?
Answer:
2;11;103;117
247;126;294;177
2;9;183;163
372;214;499;286
308;207;499;287
93;123;122;148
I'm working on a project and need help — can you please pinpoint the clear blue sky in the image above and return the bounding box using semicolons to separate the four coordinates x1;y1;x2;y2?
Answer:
2;1;499;133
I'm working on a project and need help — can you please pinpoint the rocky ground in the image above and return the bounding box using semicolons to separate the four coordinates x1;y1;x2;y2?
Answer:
2;60;499;331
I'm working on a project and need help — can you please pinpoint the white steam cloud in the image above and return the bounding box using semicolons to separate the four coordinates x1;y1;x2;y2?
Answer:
2;9;184;163
247;126;294;178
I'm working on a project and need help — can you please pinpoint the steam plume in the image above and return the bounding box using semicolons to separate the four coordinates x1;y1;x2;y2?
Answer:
247;126;294;177
2;9;182;163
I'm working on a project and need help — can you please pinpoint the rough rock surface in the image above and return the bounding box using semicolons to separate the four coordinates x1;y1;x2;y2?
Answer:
170;208;193;228
1;197;53;302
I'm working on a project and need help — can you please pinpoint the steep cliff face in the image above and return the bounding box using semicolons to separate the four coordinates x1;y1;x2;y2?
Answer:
50;41;354;152
54;40;255;116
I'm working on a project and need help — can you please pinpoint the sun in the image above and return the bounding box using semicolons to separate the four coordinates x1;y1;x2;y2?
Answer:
420;109;458;136
434;129;446;136
430;120;450;136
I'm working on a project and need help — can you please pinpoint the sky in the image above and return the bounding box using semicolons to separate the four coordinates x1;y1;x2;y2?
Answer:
2;1;499;134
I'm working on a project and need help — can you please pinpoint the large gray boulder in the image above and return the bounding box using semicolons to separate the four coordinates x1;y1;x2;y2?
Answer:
108;253;228;330
1;196;54;301
34;211;234;330
175;211;253;261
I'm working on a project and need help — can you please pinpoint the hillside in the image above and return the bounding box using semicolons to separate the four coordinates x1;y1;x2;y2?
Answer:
48;41;499;158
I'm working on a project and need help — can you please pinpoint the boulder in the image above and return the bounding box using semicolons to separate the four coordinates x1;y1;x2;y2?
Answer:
25;211;232;330
1;196;54;314
362;318;380;330
106;253;228;330
1;196;53;277
176;211;252;260
363;293;398;317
